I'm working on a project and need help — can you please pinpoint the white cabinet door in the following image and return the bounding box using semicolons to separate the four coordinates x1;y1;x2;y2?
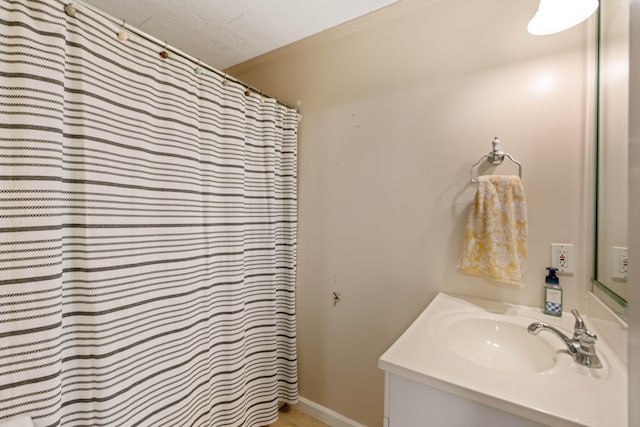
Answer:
385;373;547;427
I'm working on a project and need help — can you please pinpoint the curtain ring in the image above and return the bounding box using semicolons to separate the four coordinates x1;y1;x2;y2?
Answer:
117;19;128;41
64;3;77;17
159;41;169;59
194;58;203;75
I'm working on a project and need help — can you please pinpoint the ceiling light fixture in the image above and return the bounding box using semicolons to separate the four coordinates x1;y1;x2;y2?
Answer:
528;0;599;35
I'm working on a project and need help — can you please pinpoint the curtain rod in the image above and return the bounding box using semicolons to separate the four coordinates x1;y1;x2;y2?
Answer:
66;1;297;111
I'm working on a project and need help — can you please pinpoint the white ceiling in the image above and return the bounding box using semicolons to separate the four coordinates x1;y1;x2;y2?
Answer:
84;0;399;70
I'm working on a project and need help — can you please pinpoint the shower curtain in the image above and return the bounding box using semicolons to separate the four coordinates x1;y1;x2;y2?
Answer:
0;1;298;426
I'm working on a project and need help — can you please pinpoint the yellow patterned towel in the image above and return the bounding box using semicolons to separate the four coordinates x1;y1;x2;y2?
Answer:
457;175;528;286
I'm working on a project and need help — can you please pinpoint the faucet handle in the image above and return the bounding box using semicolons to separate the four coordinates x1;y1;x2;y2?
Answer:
570;313;603;368
570;309;585;331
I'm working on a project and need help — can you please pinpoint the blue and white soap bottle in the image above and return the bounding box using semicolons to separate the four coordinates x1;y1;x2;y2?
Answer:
543;267;562;316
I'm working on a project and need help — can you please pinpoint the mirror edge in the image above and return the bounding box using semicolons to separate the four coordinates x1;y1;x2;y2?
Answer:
591;1;629;318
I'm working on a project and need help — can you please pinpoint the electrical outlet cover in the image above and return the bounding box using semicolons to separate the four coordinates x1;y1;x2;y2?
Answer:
550;243;574;274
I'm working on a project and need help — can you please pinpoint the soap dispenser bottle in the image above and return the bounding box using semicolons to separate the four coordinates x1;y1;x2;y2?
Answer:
543;267;562;316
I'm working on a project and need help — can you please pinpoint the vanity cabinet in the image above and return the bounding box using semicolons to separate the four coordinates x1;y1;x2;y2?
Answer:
378;293;627;427
383;372;546;427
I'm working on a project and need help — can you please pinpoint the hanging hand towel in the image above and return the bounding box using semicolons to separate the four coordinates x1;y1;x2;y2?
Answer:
457;175;528;286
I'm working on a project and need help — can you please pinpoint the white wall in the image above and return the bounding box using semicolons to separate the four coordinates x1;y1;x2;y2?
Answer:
228;0;594;425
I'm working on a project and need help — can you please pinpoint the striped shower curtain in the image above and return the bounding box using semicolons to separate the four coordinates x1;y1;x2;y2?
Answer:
0;1;298;426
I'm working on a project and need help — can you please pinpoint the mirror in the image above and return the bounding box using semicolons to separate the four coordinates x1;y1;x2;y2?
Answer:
594;0;629;316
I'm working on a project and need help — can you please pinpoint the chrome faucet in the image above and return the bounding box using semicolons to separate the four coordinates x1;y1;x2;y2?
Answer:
527;309;602;369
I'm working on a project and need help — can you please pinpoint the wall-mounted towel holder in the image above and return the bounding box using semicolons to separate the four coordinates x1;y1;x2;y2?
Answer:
469;137;523;183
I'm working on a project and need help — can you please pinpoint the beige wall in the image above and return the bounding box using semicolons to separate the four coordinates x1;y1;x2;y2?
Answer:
228;0;594;425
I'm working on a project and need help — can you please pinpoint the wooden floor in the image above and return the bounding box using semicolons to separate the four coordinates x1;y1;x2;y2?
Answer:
267;405;330;427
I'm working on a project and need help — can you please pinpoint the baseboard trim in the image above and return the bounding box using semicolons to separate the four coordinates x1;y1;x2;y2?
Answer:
293;396;367;427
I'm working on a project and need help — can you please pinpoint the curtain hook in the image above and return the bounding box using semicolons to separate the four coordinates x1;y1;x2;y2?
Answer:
117;19;128;41
259;91;265;105
159;41;169;59
222;73;229;86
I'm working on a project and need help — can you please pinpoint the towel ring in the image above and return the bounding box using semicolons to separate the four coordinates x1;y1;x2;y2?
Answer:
469;137;523;183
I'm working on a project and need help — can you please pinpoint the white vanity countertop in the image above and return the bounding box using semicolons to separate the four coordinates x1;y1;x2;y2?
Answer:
378;292;627;427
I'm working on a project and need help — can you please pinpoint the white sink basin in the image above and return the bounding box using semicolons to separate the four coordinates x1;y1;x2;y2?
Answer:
379;293;627;427
445;318;556;373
